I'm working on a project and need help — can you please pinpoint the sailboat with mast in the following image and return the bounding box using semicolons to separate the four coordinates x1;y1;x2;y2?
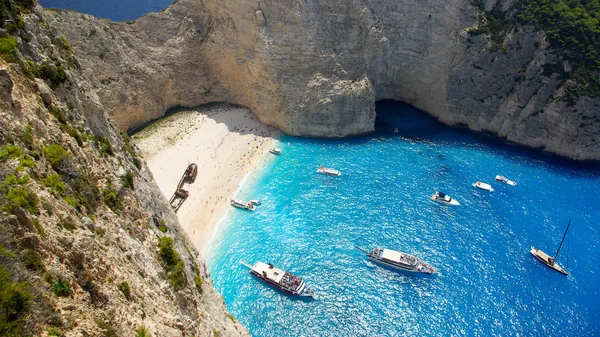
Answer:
530;220;571;276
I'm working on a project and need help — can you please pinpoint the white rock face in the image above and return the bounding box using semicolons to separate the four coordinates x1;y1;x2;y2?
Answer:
47;0;600;160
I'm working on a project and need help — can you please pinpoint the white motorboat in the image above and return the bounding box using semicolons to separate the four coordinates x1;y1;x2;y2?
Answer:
269;148;281;155
230;199;257;211
241;261;315;298
356;247;437;275
249;199;261;206
473;181;494;192
317;166;341;176
430;192;460;206
496;175;517;186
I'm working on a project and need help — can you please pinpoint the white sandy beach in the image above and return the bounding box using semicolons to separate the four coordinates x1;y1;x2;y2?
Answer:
133;105;279;252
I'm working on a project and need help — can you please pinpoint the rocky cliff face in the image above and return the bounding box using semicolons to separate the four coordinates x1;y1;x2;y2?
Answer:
46;0;599;160
0;2;248;336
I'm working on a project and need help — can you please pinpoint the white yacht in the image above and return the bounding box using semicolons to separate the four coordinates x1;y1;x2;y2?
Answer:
473;181;494;192
430;192;460;206
357;247;437;275
230;199;257;211
269;148;281;155
496;175;517;186
317;166;341;176
242;261;315;298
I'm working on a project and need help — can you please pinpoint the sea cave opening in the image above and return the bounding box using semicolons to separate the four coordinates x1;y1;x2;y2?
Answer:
374;100;445;139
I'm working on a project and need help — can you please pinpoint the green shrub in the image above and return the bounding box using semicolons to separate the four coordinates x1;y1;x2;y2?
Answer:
52;275;72;297
136;326;150;337
43;174;65;195
5;186;38;215
0;145;22;161
32;218;46;238
102;188;121;213
57;216;76;231
21;249;44;271
63;196;77;207
213;330;222;337
120;171;134;190
194;275;203;294
95;318;118;337
31;61;68;88
94;136;113;157
48;108;67;125
0;36;17;63
158;225;168;233
0;266;33;335
117;281;131;300
65;175;100;214
158;237;186;290
95;227;105;237
133;158;142;170
57;35;71;55
120;131;141;169
22;125;33;148
3;174;29;186
63;124;83;147
17;155;35;171
46;327;65;337
42;144;69;170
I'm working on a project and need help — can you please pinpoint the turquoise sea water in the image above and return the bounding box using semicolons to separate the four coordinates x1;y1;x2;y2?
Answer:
207;101;600;336
40;0;172;21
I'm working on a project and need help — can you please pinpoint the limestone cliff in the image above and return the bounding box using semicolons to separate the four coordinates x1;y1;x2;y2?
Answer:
0;1;248;336
45;0;599;160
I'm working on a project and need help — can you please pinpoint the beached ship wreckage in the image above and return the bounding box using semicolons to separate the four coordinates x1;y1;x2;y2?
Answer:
170;163;198;211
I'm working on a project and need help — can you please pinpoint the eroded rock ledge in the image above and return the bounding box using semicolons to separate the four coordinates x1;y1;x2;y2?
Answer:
46;0;600;160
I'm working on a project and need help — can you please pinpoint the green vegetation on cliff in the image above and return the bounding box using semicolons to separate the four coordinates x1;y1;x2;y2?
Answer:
519;0;600;98
158;237;186;290
471;0;600;98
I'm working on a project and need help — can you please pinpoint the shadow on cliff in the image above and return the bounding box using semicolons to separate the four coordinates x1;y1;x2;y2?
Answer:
375;100;600;173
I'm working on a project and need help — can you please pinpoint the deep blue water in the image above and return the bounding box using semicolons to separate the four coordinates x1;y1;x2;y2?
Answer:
207;101;600;336
39;0;172;21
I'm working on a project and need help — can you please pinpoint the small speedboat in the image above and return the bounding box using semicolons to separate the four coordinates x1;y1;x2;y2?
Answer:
317;166;341;176
230;199;257;211
496;175;517;186
356;247;437;275
430;192;460;206
249;199;261;206
473;181;494;192
269;148;281;155
241;261;315;298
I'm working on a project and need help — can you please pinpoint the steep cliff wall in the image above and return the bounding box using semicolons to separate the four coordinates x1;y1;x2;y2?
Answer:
46;0;600;160
0;2;248;336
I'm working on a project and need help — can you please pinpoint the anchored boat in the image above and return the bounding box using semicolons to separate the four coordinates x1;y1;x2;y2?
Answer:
356;247;437;275
430;192;460;206
473;181;494;192
496;175;517;186
531;220;571;276
241;261;315;298
317;166;341;176
269;148;282;155
230;199;257;211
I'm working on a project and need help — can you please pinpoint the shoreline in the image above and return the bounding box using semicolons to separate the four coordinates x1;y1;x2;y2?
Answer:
132;104;279;253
